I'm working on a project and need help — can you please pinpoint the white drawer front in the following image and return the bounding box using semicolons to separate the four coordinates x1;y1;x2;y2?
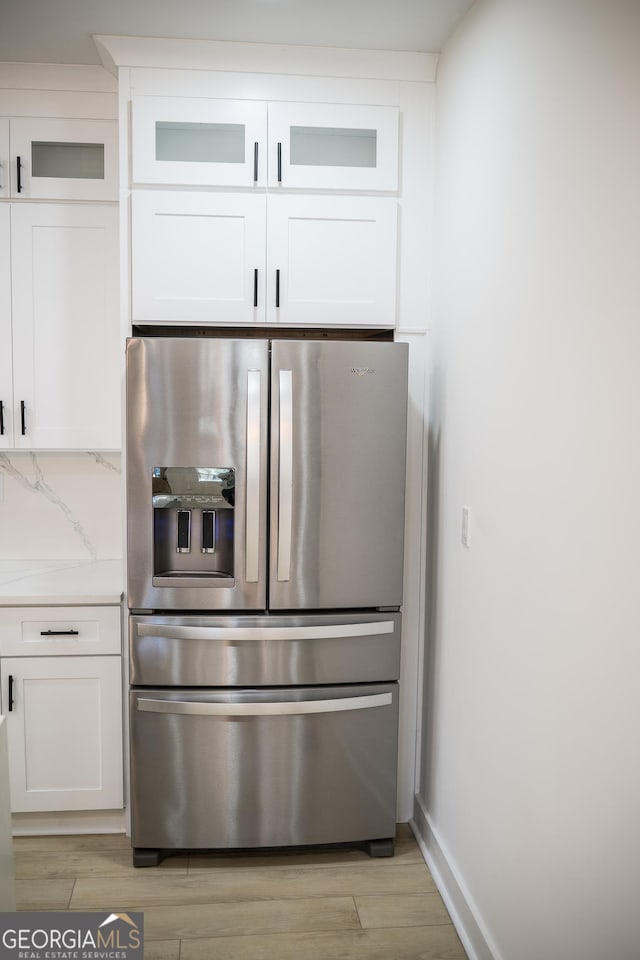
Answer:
0;606;121;657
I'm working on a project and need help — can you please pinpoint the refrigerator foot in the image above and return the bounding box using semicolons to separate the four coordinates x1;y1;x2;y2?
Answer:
363;838;395;858
132;848;163;868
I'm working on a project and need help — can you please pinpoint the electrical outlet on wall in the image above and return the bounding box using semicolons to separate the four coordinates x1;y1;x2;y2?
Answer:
461;506;470;548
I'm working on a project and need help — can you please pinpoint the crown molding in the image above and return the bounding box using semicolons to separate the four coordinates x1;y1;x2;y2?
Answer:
94;35;437;83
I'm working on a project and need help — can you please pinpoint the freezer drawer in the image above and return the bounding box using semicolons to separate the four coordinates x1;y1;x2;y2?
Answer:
130;683;398;851
129;612;401;686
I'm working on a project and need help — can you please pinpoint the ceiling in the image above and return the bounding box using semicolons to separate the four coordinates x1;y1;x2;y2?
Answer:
0;0;476;67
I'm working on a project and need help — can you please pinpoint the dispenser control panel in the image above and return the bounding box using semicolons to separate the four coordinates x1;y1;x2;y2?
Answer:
151;467;235;578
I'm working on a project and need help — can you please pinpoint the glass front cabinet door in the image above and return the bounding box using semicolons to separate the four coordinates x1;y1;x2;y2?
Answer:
268;102;399;191
8;118;118;201
132;96;268;187
131;96;399;192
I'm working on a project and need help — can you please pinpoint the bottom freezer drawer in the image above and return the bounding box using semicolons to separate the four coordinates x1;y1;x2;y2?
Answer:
130;683;398;851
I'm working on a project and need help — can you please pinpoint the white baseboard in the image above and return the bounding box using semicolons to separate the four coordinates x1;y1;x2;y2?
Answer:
411;794;500;960
12;809;128;837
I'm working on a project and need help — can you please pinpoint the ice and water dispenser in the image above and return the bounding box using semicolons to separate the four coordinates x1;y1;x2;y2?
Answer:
151;466;235;585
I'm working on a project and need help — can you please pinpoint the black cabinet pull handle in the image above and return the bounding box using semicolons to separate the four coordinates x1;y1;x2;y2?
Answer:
253;142;259;182
16;156;22;193
277;142;282;183
20;400;26;435
0;400;4;436
253;268;258;308
40;629;80;637
276;269;280;308
8;674;14;712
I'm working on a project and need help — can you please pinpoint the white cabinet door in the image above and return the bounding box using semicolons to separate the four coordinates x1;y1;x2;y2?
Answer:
266;195;398;326
1;655;123;813
0;119;8;200
10;203;120;449
8;118;118;201
0;717;15;911
268;102;399;191
130;97;399;192
0;205;12;448
132;96;268;187
132;190;267;324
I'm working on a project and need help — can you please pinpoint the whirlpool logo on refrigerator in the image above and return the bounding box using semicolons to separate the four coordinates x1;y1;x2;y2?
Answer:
0;911;144;959
351;367;376;376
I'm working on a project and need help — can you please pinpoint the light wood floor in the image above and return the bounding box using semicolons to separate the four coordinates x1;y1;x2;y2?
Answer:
13;825;467;959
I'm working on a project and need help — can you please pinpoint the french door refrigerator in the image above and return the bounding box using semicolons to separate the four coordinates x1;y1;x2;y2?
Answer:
126;335;408;865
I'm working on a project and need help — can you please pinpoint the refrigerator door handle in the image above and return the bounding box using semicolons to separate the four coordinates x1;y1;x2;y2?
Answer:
277;369;293;581
245;369;262;583
137;692;392;717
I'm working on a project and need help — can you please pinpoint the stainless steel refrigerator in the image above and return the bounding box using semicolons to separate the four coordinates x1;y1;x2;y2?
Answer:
125;335;408;866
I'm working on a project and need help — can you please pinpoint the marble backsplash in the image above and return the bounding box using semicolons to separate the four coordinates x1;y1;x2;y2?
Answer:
0;452;122;560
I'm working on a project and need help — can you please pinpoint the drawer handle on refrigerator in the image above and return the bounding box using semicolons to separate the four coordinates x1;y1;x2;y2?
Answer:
136;621;394;642
277;369;293;581
137;691;392;717
246;369;261;583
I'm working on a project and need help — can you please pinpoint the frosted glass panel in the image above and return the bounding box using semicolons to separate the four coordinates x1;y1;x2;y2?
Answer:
290;126;377;168
156;121;245;163
31;141;104;180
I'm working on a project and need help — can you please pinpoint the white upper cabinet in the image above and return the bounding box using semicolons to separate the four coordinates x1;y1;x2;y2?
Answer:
0;206;12;447
0;120;8;200
266;195;398;325
132;191;396;327
268;102;398;191
129;90;400;327
132;97;268;187
2;118;118;201
131;96;399;191
9;203;121;449
132;190;267;324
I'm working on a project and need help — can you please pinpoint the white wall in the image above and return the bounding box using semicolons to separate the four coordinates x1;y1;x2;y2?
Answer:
415;2;640;958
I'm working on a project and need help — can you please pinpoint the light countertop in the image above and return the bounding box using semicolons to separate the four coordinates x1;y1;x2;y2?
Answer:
0;560;123;606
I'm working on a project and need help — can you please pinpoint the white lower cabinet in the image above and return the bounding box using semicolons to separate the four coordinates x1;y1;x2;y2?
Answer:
0;606;123;814
132;190;397;327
